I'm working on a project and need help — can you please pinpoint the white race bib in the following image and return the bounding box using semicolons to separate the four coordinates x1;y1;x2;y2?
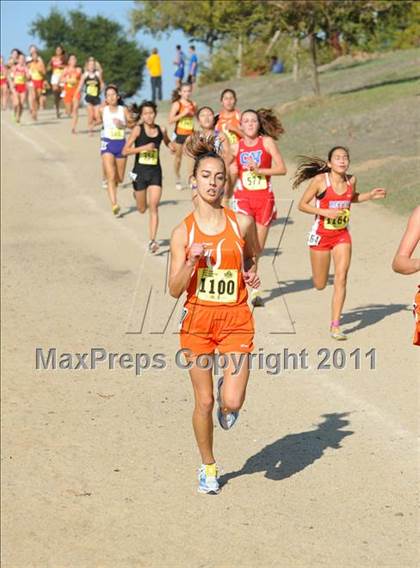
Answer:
307;231;321;246
242;171;268;191
196;268;238;303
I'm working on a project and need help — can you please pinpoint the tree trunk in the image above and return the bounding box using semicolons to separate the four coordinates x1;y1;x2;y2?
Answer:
236;35;243;79
309;32;321;96
292;36;299;82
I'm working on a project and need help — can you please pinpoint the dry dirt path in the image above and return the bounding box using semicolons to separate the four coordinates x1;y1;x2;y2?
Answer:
1;108;418;568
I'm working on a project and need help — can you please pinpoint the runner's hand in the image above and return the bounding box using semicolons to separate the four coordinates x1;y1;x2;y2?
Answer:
113;119;125;128
323;208;344;219
370;188;386;200
168;142;176;154
243;271;260;289
142;142;155;151
245;157;259;172
187;243;206;266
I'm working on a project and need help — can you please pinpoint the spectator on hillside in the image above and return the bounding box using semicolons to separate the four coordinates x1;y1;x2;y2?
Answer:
187;45;198;88
173;44;185;88
270;55;284;74
146;47;162;102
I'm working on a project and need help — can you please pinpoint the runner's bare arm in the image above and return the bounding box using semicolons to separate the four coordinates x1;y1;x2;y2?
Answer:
237;214;261;268
251;137;286;176
298;175;341;219
392;206;420;274
169;223;201;298
351;177;387;203
75;73;86;95
98;72;105;92
124;107;137;129
162;127;176;152
236;214;260;288
169;101;188;124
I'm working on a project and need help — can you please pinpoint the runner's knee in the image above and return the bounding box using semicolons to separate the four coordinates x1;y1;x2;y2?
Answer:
313;277;327;291
222;394;244;413
195;395;214;416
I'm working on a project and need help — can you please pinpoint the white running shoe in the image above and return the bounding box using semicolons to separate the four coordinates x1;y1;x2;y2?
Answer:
217;377;239;430
197;463;220;494
175;180;183;191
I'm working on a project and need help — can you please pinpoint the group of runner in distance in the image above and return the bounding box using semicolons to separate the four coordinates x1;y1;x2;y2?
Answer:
3;44;419;496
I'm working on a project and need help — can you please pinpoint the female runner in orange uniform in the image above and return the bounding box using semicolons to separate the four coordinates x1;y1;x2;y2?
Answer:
61;54;82;133
169;134;260;494
168;83;197;190
294;147;386;339
215;88;242;145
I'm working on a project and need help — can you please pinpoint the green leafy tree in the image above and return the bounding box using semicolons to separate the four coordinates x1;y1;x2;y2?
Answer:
131;0;270;78
30;8;147;96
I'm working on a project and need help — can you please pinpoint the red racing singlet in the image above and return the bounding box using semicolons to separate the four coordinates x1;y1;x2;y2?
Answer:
184;208;248;307
236;136;272;193
311;173;353;236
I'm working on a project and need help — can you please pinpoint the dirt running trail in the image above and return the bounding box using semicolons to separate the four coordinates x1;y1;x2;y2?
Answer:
1;108;418;568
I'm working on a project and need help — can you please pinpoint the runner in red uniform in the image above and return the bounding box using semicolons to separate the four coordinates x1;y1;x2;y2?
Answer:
294;147;386;339
10;53;30;123
169;134;260;494
230;108;287;306
0;55;8;111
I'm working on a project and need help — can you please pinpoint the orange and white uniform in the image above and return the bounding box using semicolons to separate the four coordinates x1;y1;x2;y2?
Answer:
215;109;241;144
63;68;81;104
180;208;254;354
307;173;353;250
175;99;196;142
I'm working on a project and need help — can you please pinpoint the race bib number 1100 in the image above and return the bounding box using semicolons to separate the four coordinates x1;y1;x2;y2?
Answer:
197;268;238;303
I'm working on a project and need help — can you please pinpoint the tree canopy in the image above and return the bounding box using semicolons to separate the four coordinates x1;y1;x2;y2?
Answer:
131;0;416;95
30;8;147;97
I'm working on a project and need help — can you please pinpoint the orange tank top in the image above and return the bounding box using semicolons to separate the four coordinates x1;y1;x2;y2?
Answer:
184;208;248;307
215;109;241;144
176;100;196;135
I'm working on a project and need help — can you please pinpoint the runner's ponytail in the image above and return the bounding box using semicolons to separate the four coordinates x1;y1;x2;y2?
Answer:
185;132;226;177
242;108;284;140
292;146;349;189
